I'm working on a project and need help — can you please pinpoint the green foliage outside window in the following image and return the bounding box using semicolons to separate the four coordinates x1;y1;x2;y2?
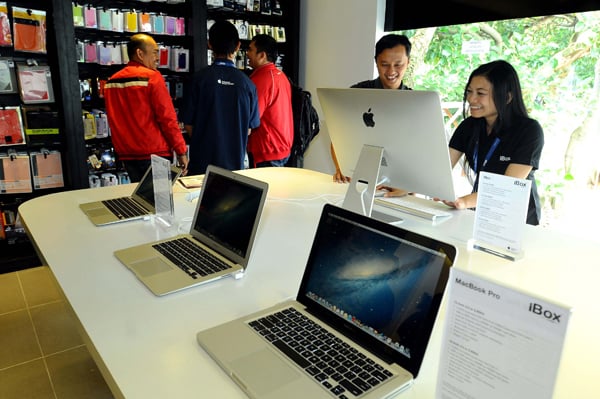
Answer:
397;11;600;217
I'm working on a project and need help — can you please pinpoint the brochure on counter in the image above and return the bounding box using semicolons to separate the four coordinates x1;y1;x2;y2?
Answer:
436;268;572;399
470;171;530;261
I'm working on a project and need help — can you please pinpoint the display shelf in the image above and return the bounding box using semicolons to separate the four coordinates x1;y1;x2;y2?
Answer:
71;0;195;187
205;0;300;82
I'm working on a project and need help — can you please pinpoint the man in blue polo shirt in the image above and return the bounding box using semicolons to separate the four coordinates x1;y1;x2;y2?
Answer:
182;20;259;175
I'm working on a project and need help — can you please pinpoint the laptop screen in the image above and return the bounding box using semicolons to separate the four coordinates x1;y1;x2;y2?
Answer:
135;166;181;205
191;168;266;260
298;204;456;377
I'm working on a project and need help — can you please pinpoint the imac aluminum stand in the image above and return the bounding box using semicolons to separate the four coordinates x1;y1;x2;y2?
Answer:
343;145;403;224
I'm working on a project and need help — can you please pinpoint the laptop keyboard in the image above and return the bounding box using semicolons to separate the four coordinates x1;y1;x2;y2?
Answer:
102;197;149;219
249;307;394;398
153;237;231;279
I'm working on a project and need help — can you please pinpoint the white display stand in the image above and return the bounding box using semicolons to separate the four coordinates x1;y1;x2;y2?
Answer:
470;172;531;261
151;155;175;227
342;144;403;224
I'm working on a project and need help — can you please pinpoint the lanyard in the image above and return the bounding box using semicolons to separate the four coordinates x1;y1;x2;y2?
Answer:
472;136;500;191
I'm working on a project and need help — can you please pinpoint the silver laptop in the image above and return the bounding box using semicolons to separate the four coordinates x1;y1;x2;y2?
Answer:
197;203;457;399
114;165;269;296
80;164;182;226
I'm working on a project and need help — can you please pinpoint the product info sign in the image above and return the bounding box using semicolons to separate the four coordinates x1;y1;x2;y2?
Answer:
436;268;572;399
470;171;530;261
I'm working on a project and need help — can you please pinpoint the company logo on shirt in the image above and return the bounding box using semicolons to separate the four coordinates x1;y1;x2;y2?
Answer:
217;79;235;86
499;155;511;161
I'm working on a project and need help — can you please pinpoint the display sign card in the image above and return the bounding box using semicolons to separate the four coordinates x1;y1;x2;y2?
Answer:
471;171;530;261
436;268;572;399
151;154;174;227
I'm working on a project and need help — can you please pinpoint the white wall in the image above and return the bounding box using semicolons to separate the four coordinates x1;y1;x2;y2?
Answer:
299;0;386;174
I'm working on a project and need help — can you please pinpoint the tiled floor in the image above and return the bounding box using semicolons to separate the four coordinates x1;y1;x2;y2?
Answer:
0;266;114;399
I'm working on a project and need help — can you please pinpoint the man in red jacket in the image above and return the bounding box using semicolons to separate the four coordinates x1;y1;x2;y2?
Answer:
246;34;294;167
105;33;188;181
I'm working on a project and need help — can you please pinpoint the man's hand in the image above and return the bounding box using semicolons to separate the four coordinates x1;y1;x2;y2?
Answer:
333;170;351;183
177;154;189;176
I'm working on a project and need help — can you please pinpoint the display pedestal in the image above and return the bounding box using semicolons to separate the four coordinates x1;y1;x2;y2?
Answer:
342;145;403;224
467;238;524;261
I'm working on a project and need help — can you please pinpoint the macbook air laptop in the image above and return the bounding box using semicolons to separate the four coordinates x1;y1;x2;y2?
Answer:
114;165;269;296
197;203;457;399
80;164;182;226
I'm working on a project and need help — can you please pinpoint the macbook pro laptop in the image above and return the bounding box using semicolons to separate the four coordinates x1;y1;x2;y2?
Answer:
114;165;269;296
197;203;457;399
80;164;182;226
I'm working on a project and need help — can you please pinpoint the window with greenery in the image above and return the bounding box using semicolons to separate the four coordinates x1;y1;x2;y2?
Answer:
396;10;600;229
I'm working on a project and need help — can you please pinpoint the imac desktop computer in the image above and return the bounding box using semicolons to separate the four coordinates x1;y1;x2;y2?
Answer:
317;88;457;222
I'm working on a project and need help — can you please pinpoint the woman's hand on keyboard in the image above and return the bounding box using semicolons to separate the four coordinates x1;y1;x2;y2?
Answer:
434;196;469;209
376;185;409;198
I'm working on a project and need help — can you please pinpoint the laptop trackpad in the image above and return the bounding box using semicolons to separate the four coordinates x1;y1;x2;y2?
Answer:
231;348;300;396
131;258;173;277
88;208;111;217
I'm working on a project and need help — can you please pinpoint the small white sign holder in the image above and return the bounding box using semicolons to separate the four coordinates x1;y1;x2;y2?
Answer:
469;172;530;261
151;155;175;227
436;268;572;399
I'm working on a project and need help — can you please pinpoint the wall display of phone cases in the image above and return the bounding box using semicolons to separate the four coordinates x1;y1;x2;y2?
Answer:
0;58;17;93
0;107;25;146
73;3;190;71
11;6;47;54
16;64;55;104
73;4;187;35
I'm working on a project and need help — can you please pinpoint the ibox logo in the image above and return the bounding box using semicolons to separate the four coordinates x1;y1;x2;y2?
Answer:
529;302;562;323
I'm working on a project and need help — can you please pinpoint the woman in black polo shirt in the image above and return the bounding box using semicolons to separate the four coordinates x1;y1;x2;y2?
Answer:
442;60;544;225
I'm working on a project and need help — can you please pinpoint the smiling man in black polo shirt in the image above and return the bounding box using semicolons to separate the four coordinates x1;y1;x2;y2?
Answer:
331;34;413;182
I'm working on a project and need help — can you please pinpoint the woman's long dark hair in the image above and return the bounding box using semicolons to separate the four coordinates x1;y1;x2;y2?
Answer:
460;60;530;186
461;60;529;135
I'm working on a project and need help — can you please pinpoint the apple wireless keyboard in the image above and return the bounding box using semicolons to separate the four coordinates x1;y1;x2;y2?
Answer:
374;195;452;221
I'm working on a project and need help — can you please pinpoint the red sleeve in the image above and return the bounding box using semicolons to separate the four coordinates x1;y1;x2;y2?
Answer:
252;70;271;119
149;73;187;155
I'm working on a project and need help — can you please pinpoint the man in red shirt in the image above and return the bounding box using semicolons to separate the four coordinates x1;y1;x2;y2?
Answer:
246;34;294;167
104;33;188;181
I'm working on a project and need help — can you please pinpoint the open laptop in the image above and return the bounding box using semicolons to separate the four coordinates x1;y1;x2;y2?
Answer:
79;164;182;226
114;165;269;296
197;203;457;399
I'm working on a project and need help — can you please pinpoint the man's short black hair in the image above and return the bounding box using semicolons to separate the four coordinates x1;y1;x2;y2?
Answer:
375;34;412;59
251;34;277;63
209;20;239;55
